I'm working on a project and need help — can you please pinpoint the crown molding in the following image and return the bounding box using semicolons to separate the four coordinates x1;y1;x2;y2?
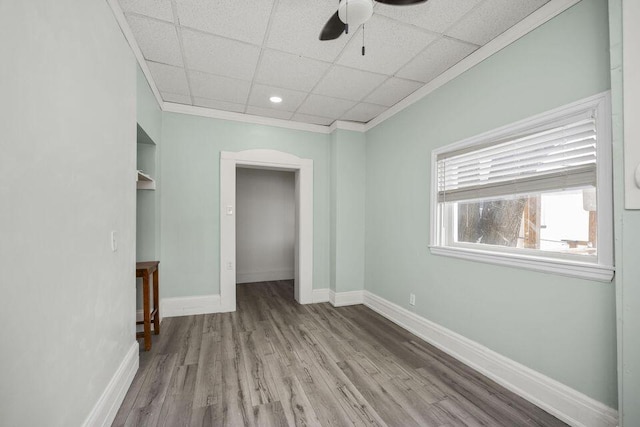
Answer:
329;120;367;133
106;0;164;109
163;102;332;133
363;0;582;132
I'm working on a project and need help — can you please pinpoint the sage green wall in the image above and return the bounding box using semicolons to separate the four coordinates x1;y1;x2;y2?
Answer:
609;1;640;424
330;131;338;291
160;113;330;298
136;67;162;145
330;130;366;293
364;0;617;408
136;67;161;263
0;0;137;425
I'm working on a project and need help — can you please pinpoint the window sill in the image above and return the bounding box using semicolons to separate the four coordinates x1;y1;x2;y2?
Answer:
428;245;614;283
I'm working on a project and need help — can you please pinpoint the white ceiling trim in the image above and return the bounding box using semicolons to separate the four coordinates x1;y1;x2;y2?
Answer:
330;121;367;133
106;0;164;108
106;0;580;136
364;0;582;132
163;101;332;134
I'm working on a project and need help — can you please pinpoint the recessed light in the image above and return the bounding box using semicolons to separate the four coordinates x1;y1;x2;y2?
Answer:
269;96;282;104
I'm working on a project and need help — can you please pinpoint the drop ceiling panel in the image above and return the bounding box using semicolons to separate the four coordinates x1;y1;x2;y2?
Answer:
147;62;190;95
267;0;350;62
337;15;438;75
189;71;251;105
162;92;191;104
291;113;334;126
248;84;307;112
364;77;423;107
375;0;483;34
174;0;275;45
397;37;478;83
193;97;245;113
297;94;357;119
254;49;330;92
182;29;260;81
341;103;387;122
119;0;174;22
246;106;294;120
313;66;387;102
117;0;552;125
126;15;183;66
446;0;549;46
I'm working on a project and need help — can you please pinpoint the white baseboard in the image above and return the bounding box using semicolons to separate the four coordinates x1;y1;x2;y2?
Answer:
82;341;139;427
236;269;294;284
362;291;618;427
161;294;222;317
312;288;330;303
311;288;364;306
330;289;364;307
159;289;361;316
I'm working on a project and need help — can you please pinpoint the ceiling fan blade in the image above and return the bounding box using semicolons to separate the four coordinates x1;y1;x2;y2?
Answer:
374;0;427;5
319;11;346;40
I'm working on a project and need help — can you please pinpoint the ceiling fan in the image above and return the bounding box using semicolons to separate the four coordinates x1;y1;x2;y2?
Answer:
319;0;428;41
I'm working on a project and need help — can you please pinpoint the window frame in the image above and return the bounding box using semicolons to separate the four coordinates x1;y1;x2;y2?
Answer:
429;92;614;282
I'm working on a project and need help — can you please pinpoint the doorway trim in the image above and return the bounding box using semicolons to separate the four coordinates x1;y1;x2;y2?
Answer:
220;149;314;312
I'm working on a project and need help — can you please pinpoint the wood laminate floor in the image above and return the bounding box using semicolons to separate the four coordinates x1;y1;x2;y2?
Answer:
113;280;567;427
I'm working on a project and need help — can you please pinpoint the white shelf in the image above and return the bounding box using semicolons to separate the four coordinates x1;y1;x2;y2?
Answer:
136;170;155;190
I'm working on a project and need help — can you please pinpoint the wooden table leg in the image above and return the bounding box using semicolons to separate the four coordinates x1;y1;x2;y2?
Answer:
153;268;160;335
142;273;151;351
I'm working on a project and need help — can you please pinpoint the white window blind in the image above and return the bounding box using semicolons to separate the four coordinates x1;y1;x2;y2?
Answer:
437;112;597;203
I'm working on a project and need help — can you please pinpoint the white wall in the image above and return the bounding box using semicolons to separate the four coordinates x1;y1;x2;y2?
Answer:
0;1;137;426
236;168;295;284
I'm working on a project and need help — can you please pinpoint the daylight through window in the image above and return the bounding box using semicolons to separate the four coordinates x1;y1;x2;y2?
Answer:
430;94;614;281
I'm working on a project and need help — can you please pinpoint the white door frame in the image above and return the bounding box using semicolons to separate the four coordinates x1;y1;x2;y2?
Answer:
220;149;313;312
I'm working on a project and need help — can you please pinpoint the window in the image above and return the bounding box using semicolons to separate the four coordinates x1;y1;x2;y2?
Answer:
430;93;614;282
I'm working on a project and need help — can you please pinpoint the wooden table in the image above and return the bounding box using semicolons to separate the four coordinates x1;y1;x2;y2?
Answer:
136;261;160;351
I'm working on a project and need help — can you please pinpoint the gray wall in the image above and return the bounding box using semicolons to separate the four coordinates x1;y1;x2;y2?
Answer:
0;0;137;425
364;0;617;408
236;168;295;284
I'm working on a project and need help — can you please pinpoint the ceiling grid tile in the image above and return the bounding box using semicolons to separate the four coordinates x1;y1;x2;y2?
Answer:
174;0;275;45
117;0;554;125
147;61;190;95
189;70;252;105
125;14;183;66
446;0;549;45
119;0;174;22
313;66;387;102
364;77;424;107
397;37;478;83
297;94;357;119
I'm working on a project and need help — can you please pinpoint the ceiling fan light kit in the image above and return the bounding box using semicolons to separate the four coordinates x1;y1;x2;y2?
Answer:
319;0;428;45
339;0;373;30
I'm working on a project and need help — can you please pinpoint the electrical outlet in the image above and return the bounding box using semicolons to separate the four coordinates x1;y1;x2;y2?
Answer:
409;293;416;306
226;261;233;270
